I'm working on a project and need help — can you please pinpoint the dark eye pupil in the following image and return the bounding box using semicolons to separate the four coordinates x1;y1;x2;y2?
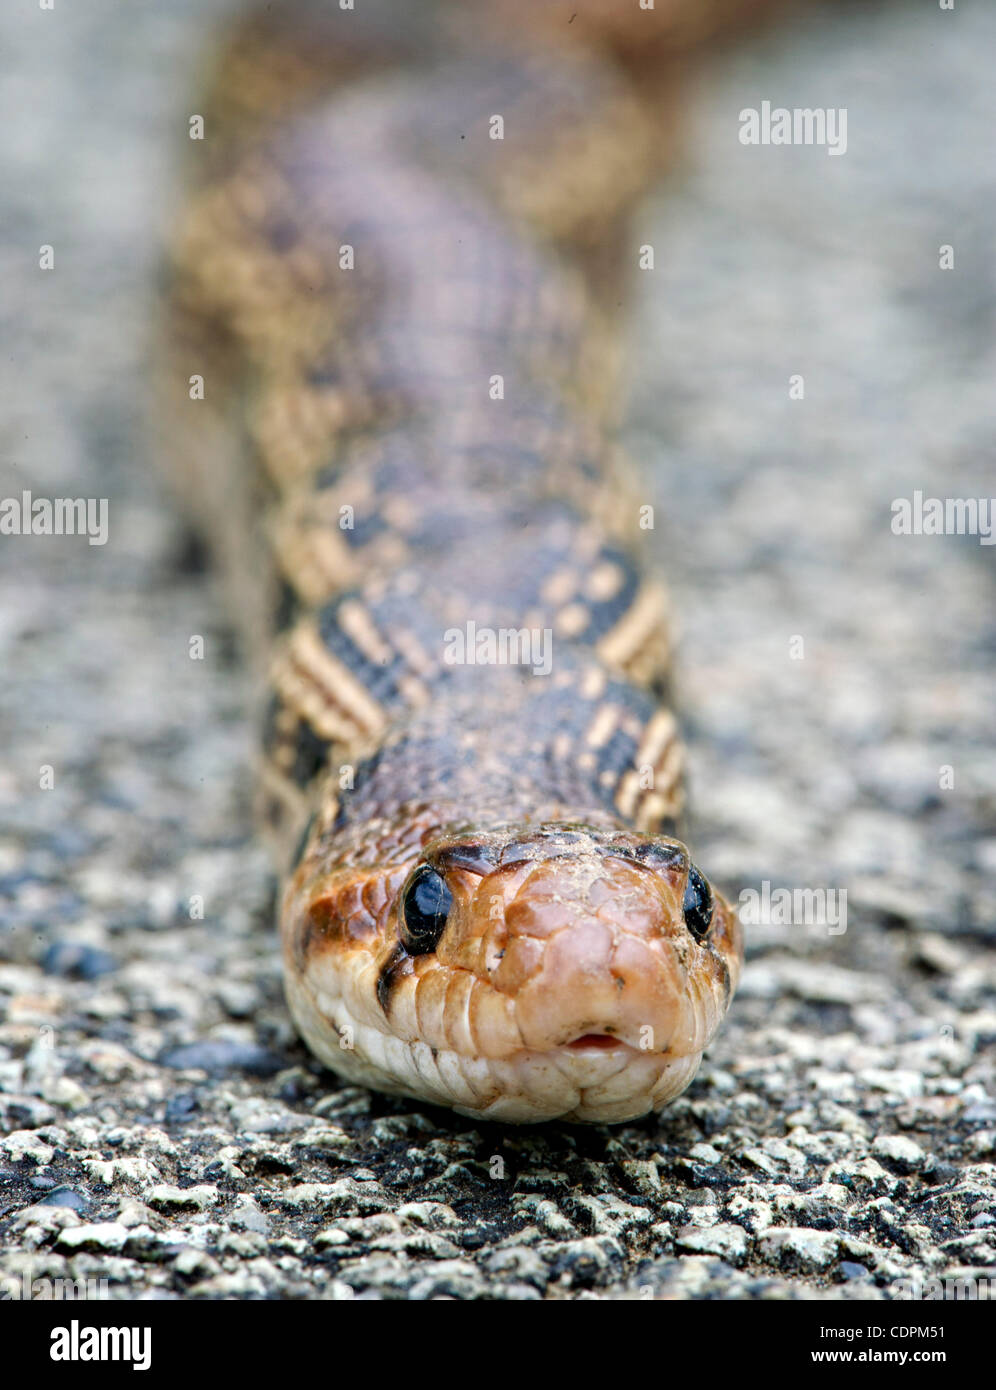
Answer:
682;865;713;941
401;866;452;955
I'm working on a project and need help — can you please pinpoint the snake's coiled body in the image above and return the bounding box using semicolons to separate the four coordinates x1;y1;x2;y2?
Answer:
163;0;766;1122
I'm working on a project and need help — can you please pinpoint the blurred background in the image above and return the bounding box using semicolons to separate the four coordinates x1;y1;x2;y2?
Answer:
0;0;993;1299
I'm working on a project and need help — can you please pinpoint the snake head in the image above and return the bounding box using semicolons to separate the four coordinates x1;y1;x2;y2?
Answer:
282;816;741;1123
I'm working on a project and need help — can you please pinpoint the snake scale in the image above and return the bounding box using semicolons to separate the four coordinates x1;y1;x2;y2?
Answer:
162;0;778;1123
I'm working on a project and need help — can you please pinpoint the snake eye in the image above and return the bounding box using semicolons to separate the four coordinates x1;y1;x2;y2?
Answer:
682;864;714;942
401;865;453;955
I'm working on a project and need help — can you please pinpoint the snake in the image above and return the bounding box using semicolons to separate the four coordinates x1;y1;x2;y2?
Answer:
162;0;776;1124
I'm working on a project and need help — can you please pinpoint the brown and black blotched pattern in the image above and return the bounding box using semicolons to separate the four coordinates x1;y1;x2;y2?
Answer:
158;0;781;1121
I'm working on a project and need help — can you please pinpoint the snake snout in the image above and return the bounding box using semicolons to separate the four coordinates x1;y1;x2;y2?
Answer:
484;856;693;1055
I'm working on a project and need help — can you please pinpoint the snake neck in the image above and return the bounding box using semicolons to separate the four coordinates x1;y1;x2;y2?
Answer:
296;664;683;869
169;40;680;864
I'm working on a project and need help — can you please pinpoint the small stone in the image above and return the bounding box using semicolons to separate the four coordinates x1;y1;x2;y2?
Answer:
40;1076;90;1109
512;1169;569;1194
314;1228;351;1249
42;941;117;979
571;1194;653;1239
36;1187;90;1213
284;1178;388;1216
859;1070;924;1100
227;1097;312;1134
217;1231;267;1258
963;1099;996;1124
545;1235;625;1286
741;1148;779;1175
147;1183;218;1211
759;1227;841;1274
215;981;260;1017
293;1125;352;1154
230;1194;269;1233
116;1199;160;1229
281;1183;341;1210
911;934;967;975
872;1135;927;1174
76;1040;151;1082
164;1092;199;1124
81;1155;162;1187
619;1159;662;1196
513;1197;577;1239
481;1246;547;1286
10;1207;84;1255
0;1095;57;1130
676;1223;750;1265
396;1201;461;1230
407;1260;485;1301
1;1130;54;1165
158;1039;284;1077
967;1132;996;1159
173;1247;221;1279
55;1222;130;1253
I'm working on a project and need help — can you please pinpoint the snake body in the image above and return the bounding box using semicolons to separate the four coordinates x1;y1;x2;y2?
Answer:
163;1;765;1123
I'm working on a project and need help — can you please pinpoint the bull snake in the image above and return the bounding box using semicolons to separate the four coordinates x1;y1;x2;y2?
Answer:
159;0;778;1122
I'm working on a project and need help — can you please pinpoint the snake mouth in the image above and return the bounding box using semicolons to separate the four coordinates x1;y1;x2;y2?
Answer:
565;1032;626;1050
